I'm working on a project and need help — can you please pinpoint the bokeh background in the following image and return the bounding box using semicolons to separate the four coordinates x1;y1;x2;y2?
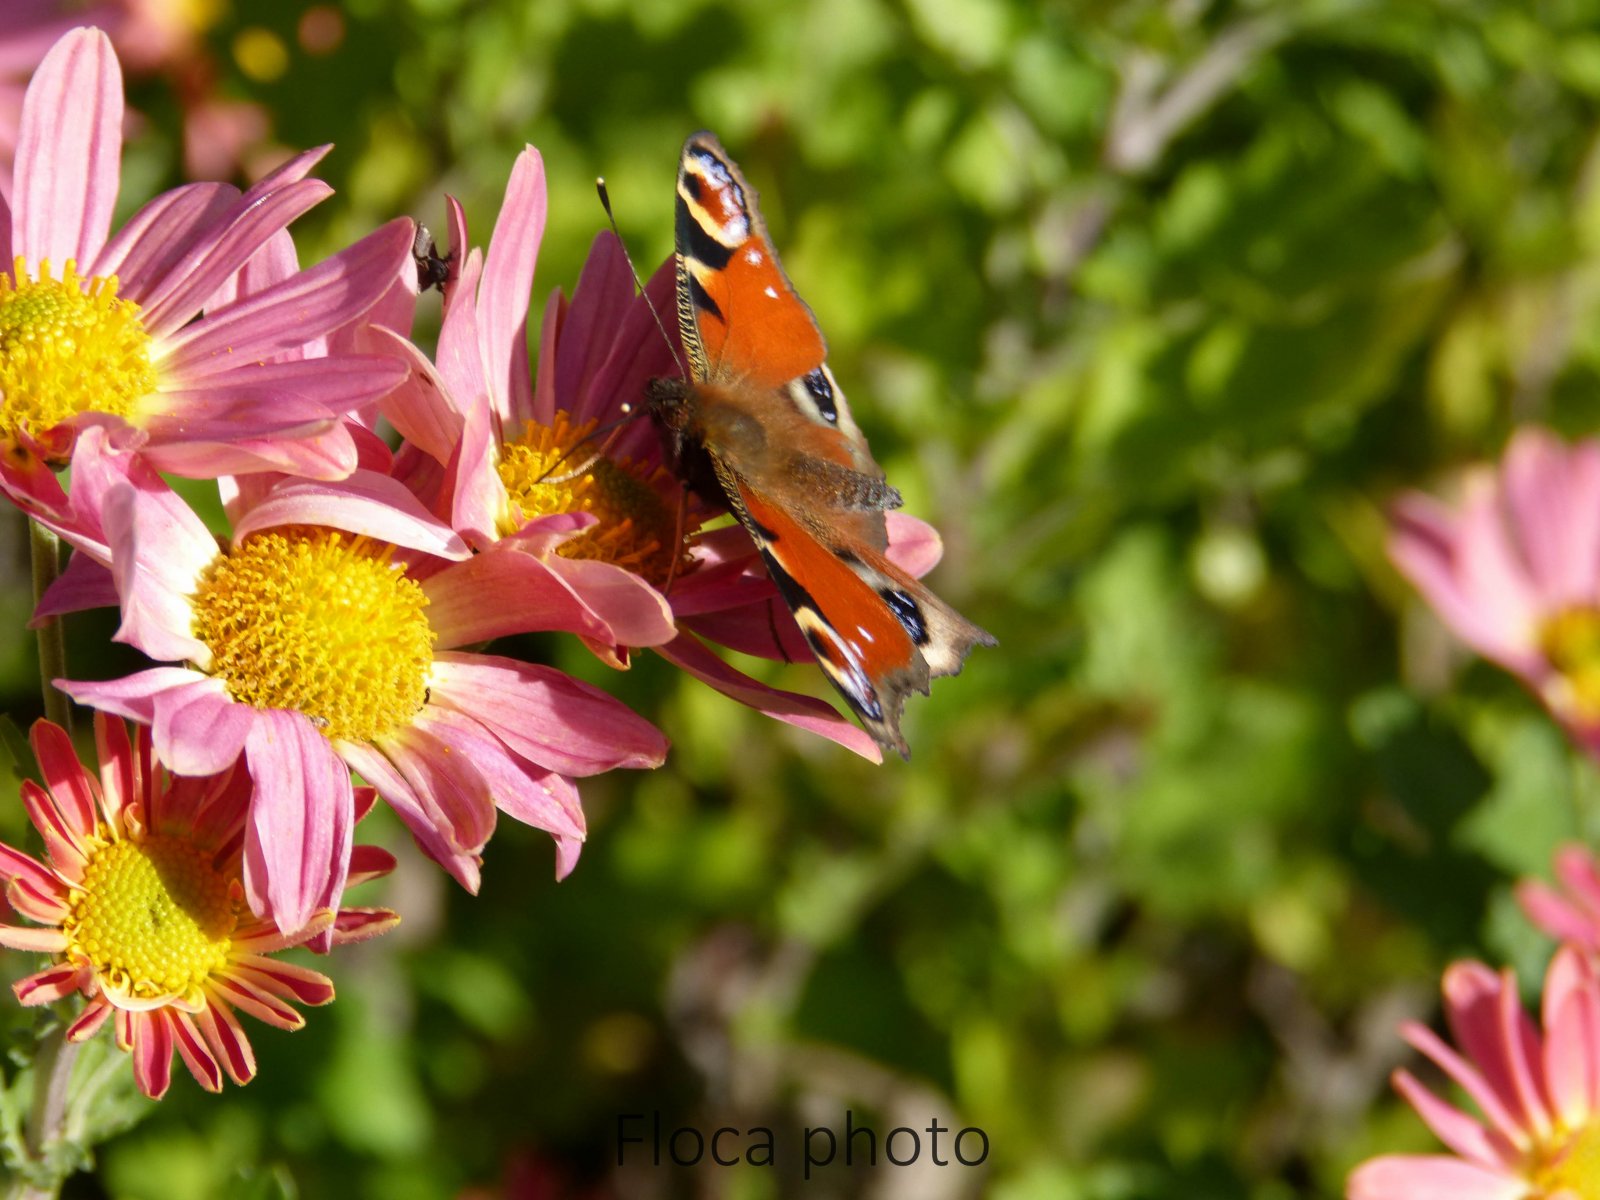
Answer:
6;0;1600;1196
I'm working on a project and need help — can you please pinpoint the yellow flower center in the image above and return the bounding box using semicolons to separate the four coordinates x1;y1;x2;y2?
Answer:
63;834;239;1006
1541;607;1600;723
497;411;686;589
1533;1115;1600;1197
190;527;436;742
0;258;157;454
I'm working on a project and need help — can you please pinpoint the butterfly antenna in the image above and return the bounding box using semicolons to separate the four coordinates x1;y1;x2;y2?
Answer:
533;408;637;485
596;177;690;380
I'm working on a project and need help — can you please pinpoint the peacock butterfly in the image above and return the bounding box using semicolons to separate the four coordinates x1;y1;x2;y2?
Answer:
647;132;994;760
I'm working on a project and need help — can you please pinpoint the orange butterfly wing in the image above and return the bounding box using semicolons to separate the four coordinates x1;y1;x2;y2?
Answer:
660;132;993;758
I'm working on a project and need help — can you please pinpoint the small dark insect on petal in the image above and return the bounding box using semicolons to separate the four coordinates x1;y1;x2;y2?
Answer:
413;223;453;293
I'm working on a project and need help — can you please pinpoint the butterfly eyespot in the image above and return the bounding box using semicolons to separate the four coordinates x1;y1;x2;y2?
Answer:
880;588;930;647
800;368;839;424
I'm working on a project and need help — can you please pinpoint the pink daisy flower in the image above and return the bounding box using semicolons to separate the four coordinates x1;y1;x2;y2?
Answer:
1518;844;1600;956
0;713;399;1099
0;28;414;525
1349;946;1600;1199
1389;427;1600;755
37;427;667;934
387;148;946;762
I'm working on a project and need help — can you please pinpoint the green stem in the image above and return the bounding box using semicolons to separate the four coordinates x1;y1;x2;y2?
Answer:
15;1027;79;1199
28;521;70;734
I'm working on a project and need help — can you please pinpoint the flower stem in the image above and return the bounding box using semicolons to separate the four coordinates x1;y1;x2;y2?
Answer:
28;520;71;734
16;1027;79;1199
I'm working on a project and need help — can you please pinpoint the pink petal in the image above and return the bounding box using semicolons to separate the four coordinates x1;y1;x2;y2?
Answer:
241;709;353;935
129;1011;175;1100
195;994;256;1084
29;719;98;838
14;28;122;270
138;415;358;482
229;956;335;1007
1500;428;1600;604
136;146;334;336
653;632;884;762
421;535;674;648
207;973;303;1030
15;960;90;1005
1555;844;1600;916
434;245;487;421
371;722;497;857
884;512;946;578
1347;1154;1527;1200
331;908;401;945
1516;880;1600;951
333;739;482;893
32;552;118;623
0;840;67;901
6;872;72;923
347;846;397;889
20;781;89;878
57;665;208;731
363;324;463;464
1542;947;1600;1123
553;231;638;425
568;245;681;445
169;1011;222;1094
160;217;414;371
428;652;669;775
1392;1070;1511;1170
170;1010;223;1092
202;226;300;316
158;353;408;411
683;597;813;663
479;146;545;423
99;480;213;665
448;393;507;544
65;1000;112;1043
0;925;68;952
231;470;469;560
89;182;237;296
150;676;254;776
413;705;585;841
1388;494;1540;674
92;711;136;824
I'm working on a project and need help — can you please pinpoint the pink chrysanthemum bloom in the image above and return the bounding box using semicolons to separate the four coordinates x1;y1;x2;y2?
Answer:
0;714;399;1099
1518;844;1600;956
0;28;413;525
384;149;946;762
1349;946;1600;1199
37;427;667;933
1390;427;1600;756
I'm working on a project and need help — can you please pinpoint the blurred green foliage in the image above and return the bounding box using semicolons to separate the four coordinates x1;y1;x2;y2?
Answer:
8;0;1600;1196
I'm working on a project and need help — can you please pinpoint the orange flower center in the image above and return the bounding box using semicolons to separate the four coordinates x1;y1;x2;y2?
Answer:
496;411;686;588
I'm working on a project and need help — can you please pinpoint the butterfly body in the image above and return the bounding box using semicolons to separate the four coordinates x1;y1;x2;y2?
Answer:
650;132;994;760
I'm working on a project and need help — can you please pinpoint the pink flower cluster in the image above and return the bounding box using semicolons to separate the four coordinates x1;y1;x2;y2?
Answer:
0;28;946;1097
1352;430;1600;1197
